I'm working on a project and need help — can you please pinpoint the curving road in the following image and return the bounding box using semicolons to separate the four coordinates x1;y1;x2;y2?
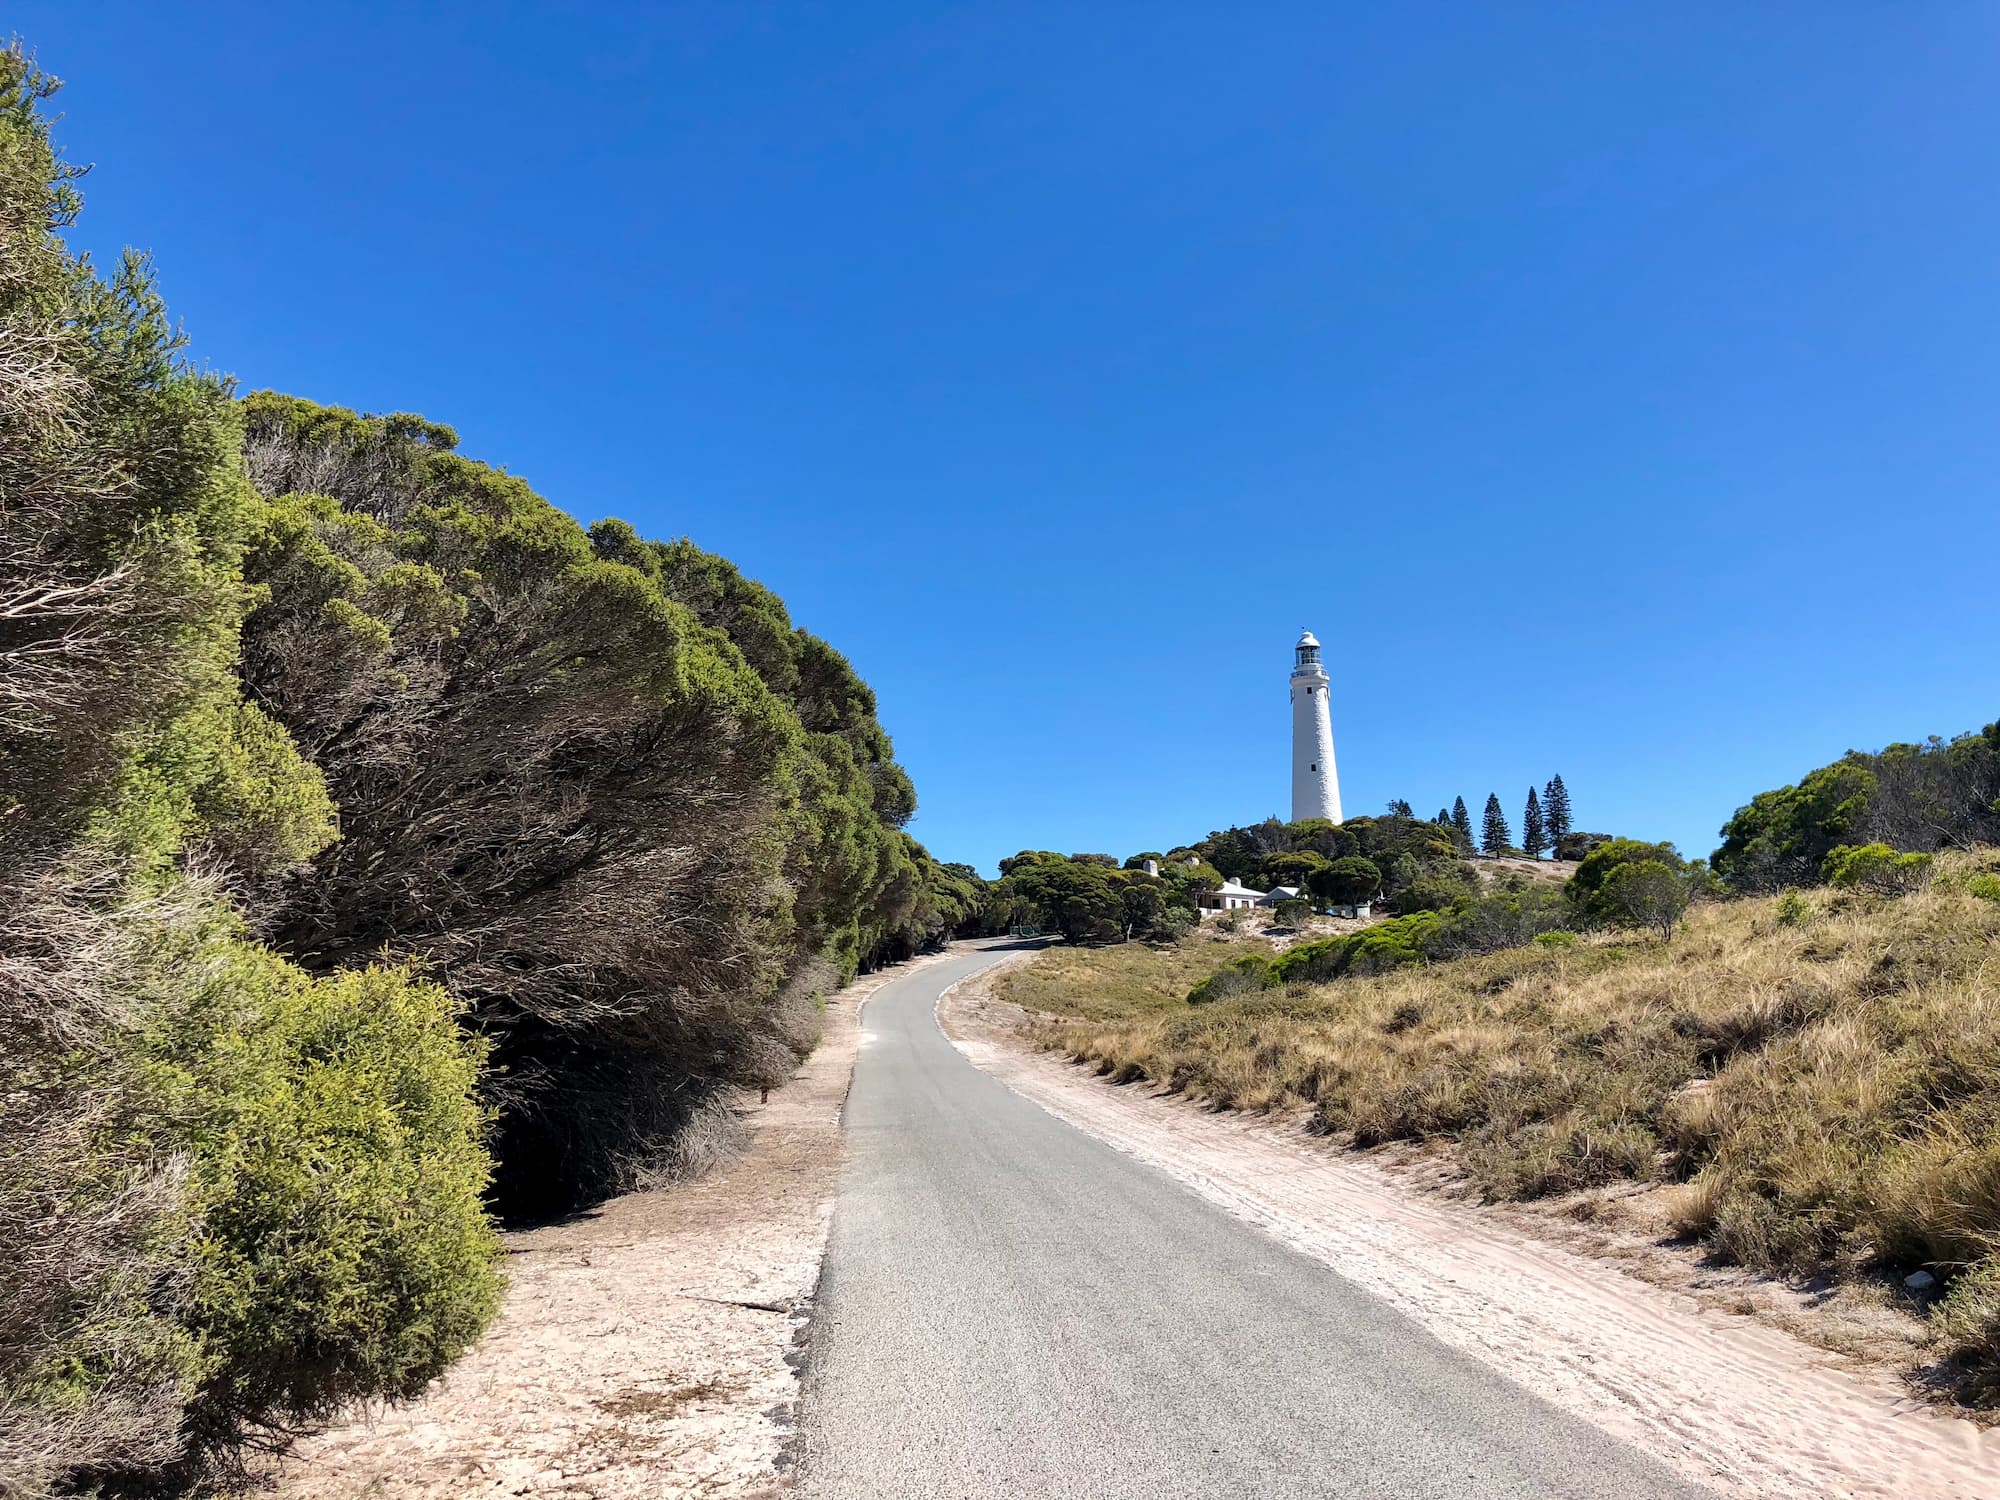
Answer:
794;944;1710;1499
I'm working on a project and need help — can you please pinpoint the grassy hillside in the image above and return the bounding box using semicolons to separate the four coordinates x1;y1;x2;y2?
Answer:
997;854;2000;1401
998;937;1274;1024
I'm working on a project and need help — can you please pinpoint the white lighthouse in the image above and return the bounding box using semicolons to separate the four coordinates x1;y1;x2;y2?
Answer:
1289;630;1342;824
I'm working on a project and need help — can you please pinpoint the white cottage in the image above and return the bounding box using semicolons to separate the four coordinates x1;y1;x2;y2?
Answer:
1202;878;1267;912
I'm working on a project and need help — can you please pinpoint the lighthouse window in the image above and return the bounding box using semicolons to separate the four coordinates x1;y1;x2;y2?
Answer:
1310;763;1317;772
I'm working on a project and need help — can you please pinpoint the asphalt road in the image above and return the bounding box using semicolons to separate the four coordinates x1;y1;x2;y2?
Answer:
794;944;1711;1499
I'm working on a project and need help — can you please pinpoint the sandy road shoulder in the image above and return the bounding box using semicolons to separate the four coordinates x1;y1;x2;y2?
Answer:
265;948;964;1500
940;957;2000;1500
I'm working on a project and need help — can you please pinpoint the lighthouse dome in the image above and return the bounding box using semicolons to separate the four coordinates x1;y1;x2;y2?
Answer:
1296;630;1320;649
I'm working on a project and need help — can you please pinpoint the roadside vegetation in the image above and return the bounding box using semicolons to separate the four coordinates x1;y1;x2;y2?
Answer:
1001;749;2000;1402
0;48;973;1493
232;391;978;1218
1000;717;2000;1395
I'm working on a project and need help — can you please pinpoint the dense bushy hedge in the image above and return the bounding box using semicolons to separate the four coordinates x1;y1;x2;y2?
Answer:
233;391;960;1216
0;47;499;1491
1823;842;1933;895
1;43;948;1492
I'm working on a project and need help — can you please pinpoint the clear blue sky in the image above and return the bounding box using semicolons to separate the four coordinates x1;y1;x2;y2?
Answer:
25;3;2000;874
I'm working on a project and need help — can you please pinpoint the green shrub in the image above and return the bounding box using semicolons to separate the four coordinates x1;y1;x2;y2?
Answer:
1712;722;2000;890
1566;838;1688;922
1966;873;2000;906
1774;890;1811;926
1388;874;1474;914
0;49;505;1488
1712;761;1877;891
1532;930;1577;951
1428;879;1571;957
1188;953;1277;1004
1822;842;1933;895
139;931;503;1446
1271;911;1443;985
1464;1116;1660;1200
1346;911;1446;974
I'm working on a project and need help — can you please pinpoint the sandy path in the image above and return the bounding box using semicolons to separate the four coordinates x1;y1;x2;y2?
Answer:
942;960;2000;1500
268;950;960;1500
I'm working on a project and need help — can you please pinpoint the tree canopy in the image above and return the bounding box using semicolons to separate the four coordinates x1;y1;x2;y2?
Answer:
236;390;952;1215
1182;815;1462;908
1712;721;2000;889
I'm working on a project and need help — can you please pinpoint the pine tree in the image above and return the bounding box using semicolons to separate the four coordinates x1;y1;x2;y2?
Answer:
1450;796;1474;848
1543;774;1573;854
1522;786;1546;859
1481;793;1511;855
1386;798;1414;818
1434;806;1452;830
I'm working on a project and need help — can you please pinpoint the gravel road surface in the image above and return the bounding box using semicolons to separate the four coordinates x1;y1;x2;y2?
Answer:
794;944;1711;1499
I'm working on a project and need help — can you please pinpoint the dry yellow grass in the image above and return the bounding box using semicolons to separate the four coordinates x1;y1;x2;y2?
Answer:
998;934;1272;1025
997;853;2000;1401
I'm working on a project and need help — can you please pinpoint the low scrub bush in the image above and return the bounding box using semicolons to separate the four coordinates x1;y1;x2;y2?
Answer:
1388;874;1474;914
1188;954;1278;1004
1271;912;1441;985
149;939;503;1451
1565;839;1710;941
1823;842;1934;895
1463;1116;1660;1199
2;885;503;1490
1429;879;1571;956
